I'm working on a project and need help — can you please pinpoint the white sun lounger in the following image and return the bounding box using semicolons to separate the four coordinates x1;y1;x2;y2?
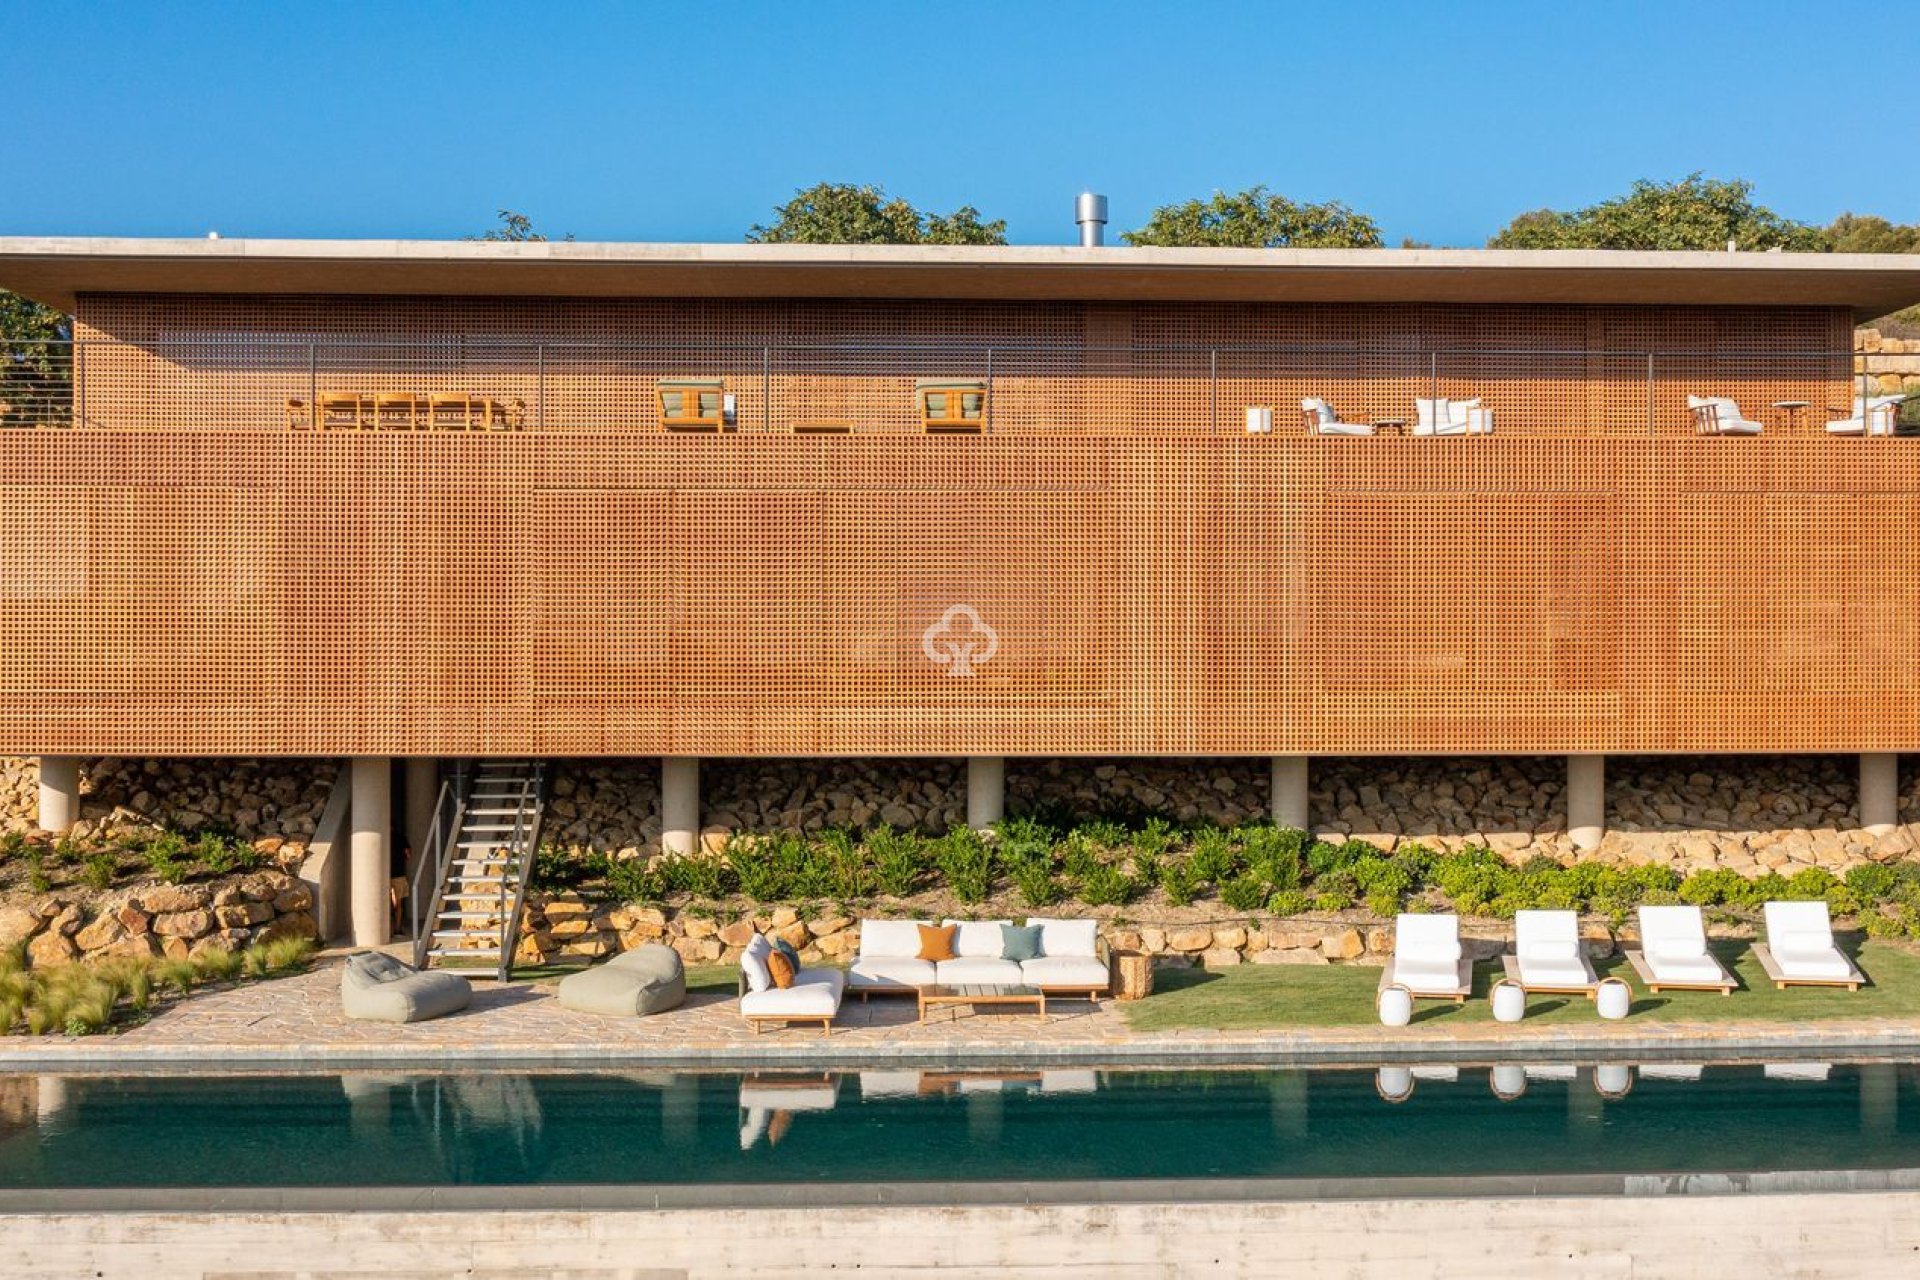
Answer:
1625;906;1735;995
1754;900;1864;990
1764;1062;1832;1082
1380;913;1472;1002
1639;1063;1706;1082
1502;910;1600;997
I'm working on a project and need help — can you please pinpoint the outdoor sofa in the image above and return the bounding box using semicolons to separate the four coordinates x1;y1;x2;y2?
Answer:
738;932;847;1035
1413;396;1494;436
1687;394;1765;435
847;917;1109;999
1826;393;1906;436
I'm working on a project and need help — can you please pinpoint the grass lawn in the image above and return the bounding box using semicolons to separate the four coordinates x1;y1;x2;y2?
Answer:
1122;940;1920;1032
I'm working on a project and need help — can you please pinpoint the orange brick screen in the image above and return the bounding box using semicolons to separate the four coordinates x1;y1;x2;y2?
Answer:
2;431;1917;758
70;296;1853;438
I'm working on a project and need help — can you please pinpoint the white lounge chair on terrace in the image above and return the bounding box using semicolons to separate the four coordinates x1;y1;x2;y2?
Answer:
1755;900;1863;990
738;934;847;1035
1503;910;1600;997
1301;397;1374;436
1626;906;1736;995
1687;395;1764;435
1826;394;1906;436
1414;397;1494;436
1380;913;1471;1002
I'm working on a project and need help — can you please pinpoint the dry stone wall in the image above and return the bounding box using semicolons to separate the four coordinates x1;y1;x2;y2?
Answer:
0;870;317;967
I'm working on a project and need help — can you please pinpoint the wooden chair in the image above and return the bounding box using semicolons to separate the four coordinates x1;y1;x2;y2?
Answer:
317;391;368;431
916;379;987;433
284;398;312;430
373;392;424;431
428;393;477;431
658;379;728;432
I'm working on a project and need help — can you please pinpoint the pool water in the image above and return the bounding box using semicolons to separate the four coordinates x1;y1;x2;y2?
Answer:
4;1062;1918;1189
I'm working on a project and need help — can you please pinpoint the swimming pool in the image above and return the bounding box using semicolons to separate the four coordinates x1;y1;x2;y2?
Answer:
4;1061;1916;1193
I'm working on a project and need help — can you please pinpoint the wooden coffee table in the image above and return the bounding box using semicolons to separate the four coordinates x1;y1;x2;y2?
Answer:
916;984;1047;1023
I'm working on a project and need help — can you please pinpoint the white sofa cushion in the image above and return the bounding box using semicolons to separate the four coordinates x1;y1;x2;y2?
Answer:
740;967;845;1017
1027;917;1099;959
848;957;937;989
1518;955;1592;987
859;919;930;960
1020;955;1109;988
945;919;1014;959
1643;950;1727;983
740;934;773;993
1316;419;1375;436
1301;396;1336;424
935;957;1025;985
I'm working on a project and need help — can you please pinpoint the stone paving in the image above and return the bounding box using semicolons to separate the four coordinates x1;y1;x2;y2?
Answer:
3;953;1920;1069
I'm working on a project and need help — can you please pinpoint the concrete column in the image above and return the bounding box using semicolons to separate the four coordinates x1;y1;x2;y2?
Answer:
1270;756;1310;830
661;757;700;857
1567;754;1605;852
966;757;1005;830
402;758;439;871
1860;752;1899;836
349;757;392;947
36;757;79;835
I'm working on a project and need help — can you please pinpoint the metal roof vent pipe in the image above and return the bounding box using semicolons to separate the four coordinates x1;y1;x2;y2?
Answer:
1075;192;1108;247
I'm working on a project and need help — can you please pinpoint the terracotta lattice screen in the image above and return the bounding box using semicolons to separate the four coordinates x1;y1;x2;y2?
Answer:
2;293;1907;758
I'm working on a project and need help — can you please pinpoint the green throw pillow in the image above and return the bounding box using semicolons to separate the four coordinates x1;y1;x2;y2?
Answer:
1000;923;1045;962
772;938;803;974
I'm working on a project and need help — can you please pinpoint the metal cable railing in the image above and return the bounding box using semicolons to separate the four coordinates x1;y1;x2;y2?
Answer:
2;338;1911;438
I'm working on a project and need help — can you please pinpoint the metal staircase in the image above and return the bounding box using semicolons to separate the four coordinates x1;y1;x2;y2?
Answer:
411;761;547;982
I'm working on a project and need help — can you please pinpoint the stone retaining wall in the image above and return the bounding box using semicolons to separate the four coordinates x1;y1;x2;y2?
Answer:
0;871;317;967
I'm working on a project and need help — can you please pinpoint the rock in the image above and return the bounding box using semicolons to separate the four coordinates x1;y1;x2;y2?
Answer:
26;930;77;968
1211;925;1247;950
0;905;40;946
152;909;214;939
808;915;852;937
1139;928;1167;953
682;916;718;939
255;912;317;944
272;885;313;913
815;930;856;957
1165;926;1214;953
116;906;152;936
769;907;799;929
139;884;212;914
717;919;757;948
1263;925;1322;952
1254;948;1329;965
1199;948;1242;968
74;913;126;952
1320;929;1364;960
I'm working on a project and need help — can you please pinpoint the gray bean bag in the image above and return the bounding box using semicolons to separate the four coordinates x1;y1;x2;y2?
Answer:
556;944;687;1016
340;951;474;1024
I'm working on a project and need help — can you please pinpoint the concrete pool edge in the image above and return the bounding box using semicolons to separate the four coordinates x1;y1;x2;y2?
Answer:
5;1165;1920;1214
3;1020;1920;1071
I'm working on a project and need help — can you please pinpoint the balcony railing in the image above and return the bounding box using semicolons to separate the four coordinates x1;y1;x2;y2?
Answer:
1;338;1913;437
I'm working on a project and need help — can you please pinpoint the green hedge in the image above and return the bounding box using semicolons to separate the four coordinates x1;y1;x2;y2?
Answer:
532;817;1920;938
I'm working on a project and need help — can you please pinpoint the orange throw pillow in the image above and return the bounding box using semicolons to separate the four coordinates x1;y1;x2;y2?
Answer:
766;949;796;989
917;924;956;961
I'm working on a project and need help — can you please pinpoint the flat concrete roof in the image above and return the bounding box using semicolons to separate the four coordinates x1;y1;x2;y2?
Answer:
4;237;1920;315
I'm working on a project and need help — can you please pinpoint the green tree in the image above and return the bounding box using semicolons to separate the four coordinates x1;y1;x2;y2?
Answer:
0;290;72;428
1122;186;1382;248
1488;174;1828;251
1828;213;1920;255
747;183;1006;245
468;209;572;242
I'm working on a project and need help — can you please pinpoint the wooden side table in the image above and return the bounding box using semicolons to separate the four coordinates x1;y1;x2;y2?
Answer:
1772;400;1810;432
1371;418;1408;436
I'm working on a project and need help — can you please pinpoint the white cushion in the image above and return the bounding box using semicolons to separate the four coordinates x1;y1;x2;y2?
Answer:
1316;419;1374;436
1515;910;1580;961
858;919;930;959
740;968;844;1017
1392;955;1461;990
1027;917;1099;959
739;1082;838;1111
1041;1070;1099;1093
1020;955;1109;988
740;934;772;993
935;957;1025;985
1415;397;1447;428
1518;955;1592;987
1639;906;1708;956
944;919;1013;959
1773;946;1851;980
847;956;937;989
1764;901;1834;946
1643;951;1725;983
1396;913;1461;961
860;1071;923;1098
1300;397;1336;424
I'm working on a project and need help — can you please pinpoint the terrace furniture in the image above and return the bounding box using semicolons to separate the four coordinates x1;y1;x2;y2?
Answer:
738;1074;840;1150
1413;397;1494;436
1763;1062;1832;1081
847;917;1109;998
1771;400;1811;431
1687;395;1764;435
429;392;481;431
1825;393;1907;436
374;391;424;430
1379;913;1471;1002
317;391;370;430
1625;905;1736;994
1593;1063;1634;1098
1754;900;1863;990
1501;909;1600;998
1370;418;1408;436
917;983;1048;1024
658;378;729;432
339;950;473;1024
1300;397;1373;436
738;933;846;1035
917;379;987;433
1110;948;1154;1000
556;943;688;1016
1638;1063;1705;1081
284;397;311;430
791;419;854;434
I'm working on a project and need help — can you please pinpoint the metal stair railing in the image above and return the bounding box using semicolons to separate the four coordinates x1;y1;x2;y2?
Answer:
495;762;548;983
410;777;465;969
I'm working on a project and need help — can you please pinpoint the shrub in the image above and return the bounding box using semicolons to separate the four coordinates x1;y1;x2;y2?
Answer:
602;857;663;904
1267;888;1311;916
1187;828;1238;884
1679;867;1746;907
193;831;261;876
1846;863;1898;905
1159;858;1203;907
23;847;50;894
729;836;785;902
661;853;728;900
1219;874;1269;912
192;947;244;984
141;831;192;885
867;828;923;898
1058;832;1104;882
1244;825;1306;891
1784;867;1840;901
1313;890;1354;913
1077;864;1135;907
935;828;994;903
80;851;117;892
821;829;873;900
1013;861;1060;909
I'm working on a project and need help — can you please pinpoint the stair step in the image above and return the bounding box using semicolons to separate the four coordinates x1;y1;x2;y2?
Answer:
431;928;506;940
429;949;503;960
436;911;507;921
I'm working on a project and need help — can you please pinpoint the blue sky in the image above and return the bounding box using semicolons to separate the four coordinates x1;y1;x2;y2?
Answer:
4;1;1907;246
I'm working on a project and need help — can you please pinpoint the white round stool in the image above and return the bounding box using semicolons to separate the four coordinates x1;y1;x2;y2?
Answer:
1596;976;1632;1020
1377;983;1413;1028
1491;978;1527;1024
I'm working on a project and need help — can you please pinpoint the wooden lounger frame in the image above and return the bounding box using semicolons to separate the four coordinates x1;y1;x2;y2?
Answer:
1378;957;1473;1003
1498;953;1600;998
1751;943;1864;991
1622;949;1735;995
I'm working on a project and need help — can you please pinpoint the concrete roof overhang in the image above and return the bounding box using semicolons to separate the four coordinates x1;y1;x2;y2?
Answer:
4;238;1920;318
